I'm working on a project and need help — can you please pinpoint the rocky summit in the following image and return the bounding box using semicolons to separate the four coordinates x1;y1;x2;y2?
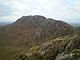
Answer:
14;15;73;39
0;15;80;60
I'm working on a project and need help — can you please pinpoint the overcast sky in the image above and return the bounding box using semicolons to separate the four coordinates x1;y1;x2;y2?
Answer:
0;0;80;23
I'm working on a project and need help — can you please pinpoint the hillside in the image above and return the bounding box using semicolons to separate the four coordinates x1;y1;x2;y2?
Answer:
0;15;80;60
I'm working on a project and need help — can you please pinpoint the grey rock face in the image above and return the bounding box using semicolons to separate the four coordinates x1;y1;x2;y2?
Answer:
14;15;73;40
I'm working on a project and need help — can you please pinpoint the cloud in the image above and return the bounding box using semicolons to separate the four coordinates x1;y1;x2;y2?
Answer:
0;0;80;23
0;1;12;16
5;0;68;19
74;0;80;12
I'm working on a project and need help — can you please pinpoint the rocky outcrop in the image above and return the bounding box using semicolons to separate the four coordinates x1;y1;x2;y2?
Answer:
16;34;80;60
55;35;80;60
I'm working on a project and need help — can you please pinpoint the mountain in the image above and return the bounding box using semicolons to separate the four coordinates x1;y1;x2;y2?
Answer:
0;22;11;26
70;23;80;27
0;15;73;46
0;15;80;60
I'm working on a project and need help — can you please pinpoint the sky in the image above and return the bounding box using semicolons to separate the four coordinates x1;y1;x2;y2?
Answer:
0;0;80;23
